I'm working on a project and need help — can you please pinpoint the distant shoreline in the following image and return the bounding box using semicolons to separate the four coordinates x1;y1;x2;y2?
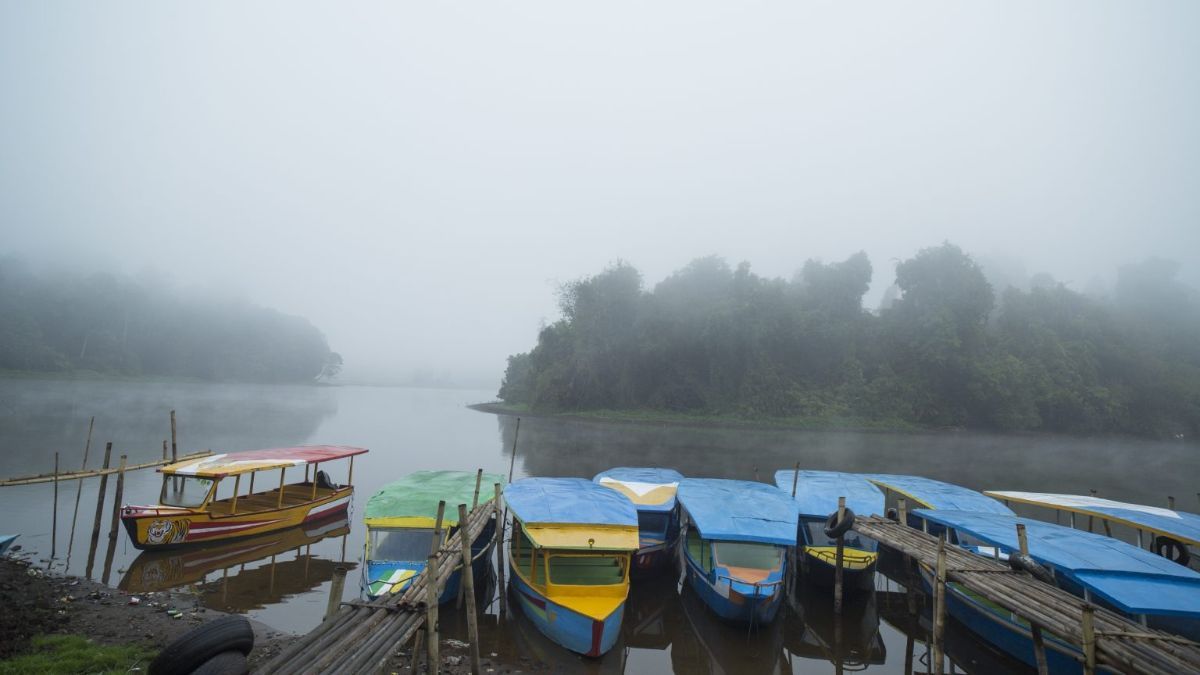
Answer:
467;400;929;434
0;369;330;386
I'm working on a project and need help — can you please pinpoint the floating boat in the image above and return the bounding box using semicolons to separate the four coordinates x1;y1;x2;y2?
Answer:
984;490;1200;565
676;478;799;624
504;477;639;657
593;467;683;576
0;534;17;556
121;445;367;549
915;509;1200;672
361;470;503;601
774;469;884;591
865;474;1012;534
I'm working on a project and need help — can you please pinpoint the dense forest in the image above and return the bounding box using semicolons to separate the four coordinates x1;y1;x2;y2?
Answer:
499;244;1200;438
0;257;341;382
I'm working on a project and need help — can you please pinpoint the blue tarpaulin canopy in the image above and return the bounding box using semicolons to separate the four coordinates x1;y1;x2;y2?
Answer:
593;467;684;512
865;474;1013;514
505;477;638;528
917;509;1200;618
677;478;800;546
983;491;1200;548
774;470;885;519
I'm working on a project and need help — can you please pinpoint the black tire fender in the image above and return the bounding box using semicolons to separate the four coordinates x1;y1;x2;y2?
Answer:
823;508;856;539
189;651;249;675
885;507;899;522
1008;553;1055;585
149;615;255;675
1155;536;1191;566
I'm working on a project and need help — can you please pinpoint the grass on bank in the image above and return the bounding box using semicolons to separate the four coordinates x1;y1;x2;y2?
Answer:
0;635;156;675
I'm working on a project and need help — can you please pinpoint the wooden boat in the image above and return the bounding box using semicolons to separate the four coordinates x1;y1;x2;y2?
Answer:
361;470;503;601
593;467;683;576
775;469;884;591
120;445;367;549
676;478;799;624
984;490;1200;566
0;534;17;556
915;509;1200;673
505;477;639;657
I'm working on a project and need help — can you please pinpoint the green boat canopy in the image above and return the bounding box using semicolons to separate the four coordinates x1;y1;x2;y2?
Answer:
365;470;505;528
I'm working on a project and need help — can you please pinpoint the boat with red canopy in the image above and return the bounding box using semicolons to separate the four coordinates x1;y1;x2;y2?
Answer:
121;445;367;549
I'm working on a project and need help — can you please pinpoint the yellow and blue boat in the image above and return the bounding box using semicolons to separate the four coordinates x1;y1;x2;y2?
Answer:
774;469;884;591
504;477;639;657
593;467;683;577
676;478;799;624
362;470;503;601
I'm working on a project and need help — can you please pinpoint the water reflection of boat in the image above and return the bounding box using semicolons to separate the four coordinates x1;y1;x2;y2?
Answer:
784;584;885;668
677;479;798;624
119;514;352;612
775;470;884;591
594;467;683;578
672;584;790;675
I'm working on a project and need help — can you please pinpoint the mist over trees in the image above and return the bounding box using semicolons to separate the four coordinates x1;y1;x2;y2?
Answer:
0;257;340;382
499;244;1200;438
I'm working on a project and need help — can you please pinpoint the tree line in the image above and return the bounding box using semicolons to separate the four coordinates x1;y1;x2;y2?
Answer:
0;257;341;382
499;244;1200;438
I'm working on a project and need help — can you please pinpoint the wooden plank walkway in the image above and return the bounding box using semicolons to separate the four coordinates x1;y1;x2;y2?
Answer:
854;515;1200;675
258;495;499;675
0;450;214;486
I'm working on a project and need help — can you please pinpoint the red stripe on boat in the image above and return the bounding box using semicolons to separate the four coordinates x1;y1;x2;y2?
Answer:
516;585;546;610
587;619;604;657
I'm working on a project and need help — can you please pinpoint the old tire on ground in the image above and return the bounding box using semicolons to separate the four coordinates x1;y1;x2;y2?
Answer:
1155;536;1191;566
189;651;248;675
823;507;856;539
148;615;254;675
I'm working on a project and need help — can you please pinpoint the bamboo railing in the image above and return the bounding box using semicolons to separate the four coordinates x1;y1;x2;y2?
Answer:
854;515;1200;675
0;450;213;487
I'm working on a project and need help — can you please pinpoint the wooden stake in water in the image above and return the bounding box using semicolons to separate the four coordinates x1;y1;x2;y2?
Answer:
457;504;482;675
86;443;113;576
834;496;846;614
51;452;59;559
790;461;800;498
472;469;483;509
170;410;178;462
67;416;95;561
933;533;947;675
507;417;521;482
426;553;441;675
325;565;347;621
107;455;127;543
1018;524;1049;675
495;483;507;617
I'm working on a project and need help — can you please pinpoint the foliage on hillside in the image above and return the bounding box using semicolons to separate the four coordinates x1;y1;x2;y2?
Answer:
0;258;340;382
500;244;1200;437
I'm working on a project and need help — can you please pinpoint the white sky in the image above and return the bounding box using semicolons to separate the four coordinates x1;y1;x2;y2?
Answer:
2;1;1198;386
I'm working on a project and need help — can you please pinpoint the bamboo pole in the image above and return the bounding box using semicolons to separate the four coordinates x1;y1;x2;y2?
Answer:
107;456;127;543
1018;524;1050;675
0;450;213;486
496;483;507;617
458;503;482;675
85;443;113;576
1168;496;1176;511
162;439;167;461
1083;604;1097;675
507;417;521;482
66;417;95;561
898;498;908;525
790;461;800;498
472;469;483;509
426;552;441;674
169;409;177;462
933;533;946;675
834;496;846;614
51;452;59;559
325;565;348;620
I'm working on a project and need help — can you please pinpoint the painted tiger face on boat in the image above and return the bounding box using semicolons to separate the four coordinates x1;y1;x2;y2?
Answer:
146;518;190;545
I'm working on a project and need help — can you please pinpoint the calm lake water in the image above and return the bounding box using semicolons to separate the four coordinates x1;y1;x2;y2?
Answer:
1;378;1196;673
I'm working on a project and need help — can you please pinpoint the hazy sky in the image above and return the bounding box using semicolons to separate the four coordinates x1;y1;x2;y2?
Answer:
3;2;1198;386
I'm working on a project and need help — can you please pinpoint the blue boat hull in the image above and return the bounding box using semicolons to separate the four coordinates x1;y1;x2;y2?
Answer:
509;566;625;657
0;534;17;557
682;549;784;623
363;520;494;602
921;565;1117;675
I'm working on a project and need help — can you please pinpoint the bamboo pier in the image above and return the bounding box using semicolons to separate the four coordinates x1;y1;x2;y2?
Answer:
0;450;213;487
259;487;501;675
852;515;1200;675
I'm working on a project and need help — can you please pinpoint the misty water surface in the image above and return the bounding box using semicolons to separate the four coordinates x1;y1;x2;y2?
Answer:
0;379;1195;673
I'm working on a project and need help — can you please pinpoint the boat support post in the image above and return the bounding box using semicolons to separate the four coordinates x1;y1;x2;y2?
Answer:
426;552;441;675
1082;603;1096;675
277;467;286;507
232;475;241;515
495;483;507;617
1017;524;1049;675
933;533;946;675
